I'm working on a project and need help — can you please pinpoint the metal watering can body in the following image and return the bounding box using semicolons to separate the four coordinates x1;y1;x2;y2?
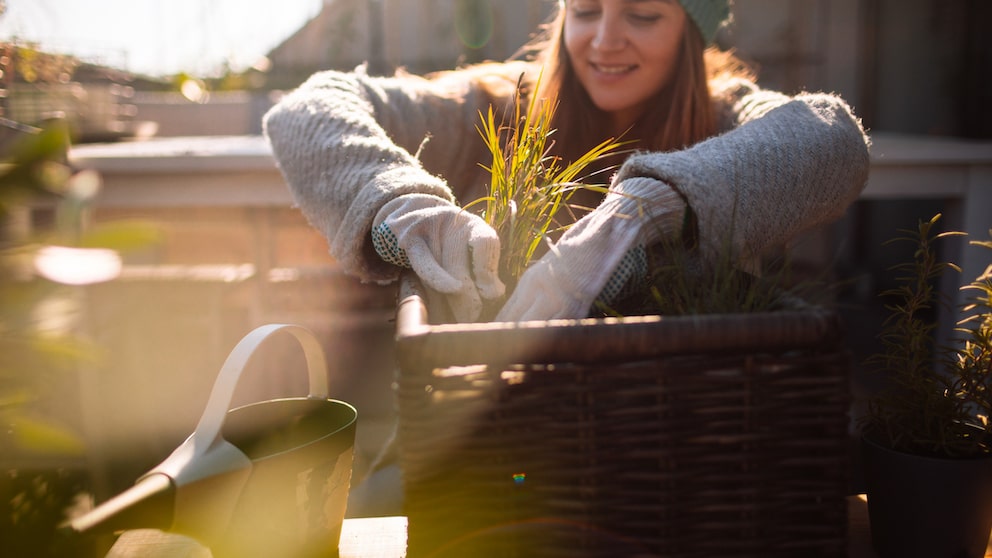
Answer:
69;324;358;558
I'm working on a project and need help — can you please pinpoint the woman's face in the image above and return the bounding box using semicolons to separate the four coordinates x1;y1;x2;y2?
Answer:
563;0;688;131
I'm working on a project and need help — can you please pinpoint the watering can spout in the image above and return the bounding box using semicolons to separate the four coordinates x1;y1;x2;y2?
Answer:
64;437;253;544
66;473;175;536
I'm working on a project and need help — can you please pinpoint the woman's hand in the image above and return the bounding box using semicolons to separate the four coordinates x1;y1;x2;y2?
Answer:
372;193;505;322
496;178;685;322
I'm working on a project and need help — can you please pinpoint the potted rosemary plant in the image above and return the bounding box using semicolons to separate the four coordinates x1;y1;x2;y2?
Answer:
860;214;992;558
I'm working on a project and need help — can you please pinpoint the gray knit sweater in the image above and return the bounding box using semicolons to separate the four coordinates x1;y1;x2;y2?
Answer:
263;62;871;285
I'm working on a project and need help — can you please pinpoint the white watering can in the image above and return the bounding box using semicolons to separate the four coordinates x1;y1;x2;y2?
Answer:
68;324;358;558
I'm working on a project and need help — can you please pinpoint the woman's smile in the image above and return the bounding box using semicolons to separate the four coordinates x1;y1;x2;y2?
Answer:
589;62;638;75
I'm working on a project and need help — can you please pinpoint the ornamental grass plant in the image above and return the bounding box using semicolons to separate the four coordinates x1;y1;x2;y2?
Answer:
470;80;628;288
615;235;805;318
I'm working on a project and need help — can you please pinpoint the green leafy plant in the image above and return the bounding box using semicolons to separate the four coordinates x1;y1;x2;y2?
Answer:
470;82;628;288
863;213;992;458
2;122;96;450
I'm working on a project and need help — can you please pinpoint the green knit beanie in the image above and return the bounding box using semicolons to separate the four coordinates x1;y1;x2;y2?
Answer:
678;0;731;45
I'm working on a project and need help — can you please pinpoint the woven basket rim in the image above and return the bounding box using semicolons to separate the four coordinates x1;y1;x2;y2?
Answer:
396;274;842;369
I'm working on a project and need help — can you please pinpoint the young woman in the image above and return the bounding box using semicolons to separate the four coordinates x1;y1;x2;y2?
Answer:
264;0;870;514
264;0;870;326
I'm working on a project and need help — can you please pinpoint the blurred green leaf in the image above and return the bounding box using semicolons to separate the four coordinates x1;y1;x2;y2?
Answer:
6;415;85;457
78;220;163;251
0;126;73;217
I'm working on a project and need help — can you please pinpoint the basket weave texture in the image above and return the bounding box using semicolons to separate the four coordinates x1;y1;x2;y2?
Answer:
395;275;850;558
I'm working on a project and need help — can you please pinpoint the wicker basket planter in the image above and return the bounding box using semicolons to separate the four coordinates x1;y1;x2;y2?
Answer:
394;274;850;558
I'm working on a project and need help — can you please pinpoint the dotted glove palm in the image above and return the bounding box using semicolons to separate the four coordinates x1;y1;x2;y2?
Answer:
495;178;686;322
372;193;505;322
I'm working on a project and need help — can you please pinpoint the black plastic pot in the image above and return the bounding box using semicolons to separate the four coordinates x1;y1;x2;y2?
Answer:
861;435;992;558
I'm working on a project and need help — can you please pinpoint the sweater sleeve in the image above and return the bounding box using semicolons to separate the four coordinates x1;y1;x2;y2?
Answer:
262;65;502;284
613;78;871;269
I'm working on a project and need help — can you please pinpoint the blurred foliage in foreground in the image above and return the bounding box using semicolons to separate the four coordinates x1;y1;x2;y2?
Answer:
0;119;160;557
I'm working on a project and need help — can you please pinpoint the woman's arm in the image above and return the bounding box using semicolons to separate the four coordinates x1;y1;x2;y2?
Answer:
613;78;871;268
262;65;506;284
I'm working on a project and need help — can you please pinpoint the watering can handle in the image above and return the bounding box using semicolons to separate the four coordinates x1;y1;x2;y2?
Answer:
192;324;329;447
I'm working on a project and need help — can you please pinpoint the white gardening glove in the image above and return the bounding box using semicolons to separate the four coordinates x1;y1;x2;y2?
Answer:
495;177;686;322
372;193;505;322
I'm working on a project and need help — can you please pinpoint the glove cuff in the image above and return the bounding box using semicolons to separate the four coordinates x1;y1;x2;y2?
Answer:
596;245;649;306
371;221;411;268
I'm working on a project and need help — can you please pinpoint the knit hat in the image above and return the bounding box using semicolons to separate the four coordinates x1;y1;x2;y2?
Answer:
678;0;731;45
